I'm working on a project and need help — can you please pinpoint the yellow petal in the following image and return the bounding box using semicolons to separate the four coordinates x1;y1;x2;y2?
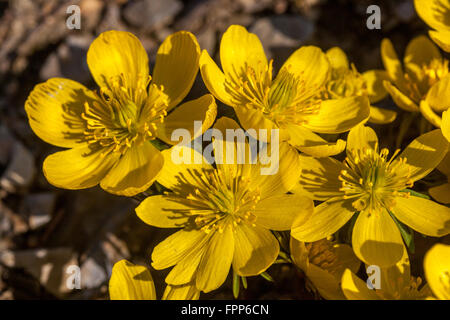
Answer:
291;198;355;242
43;145;118;190
287;125;346;157
393;196;450;237
25;78;96;148
298;155;347;201
352;208;404;267
166;242;205;286
109;260;156;300
157;145;213;191
429;29;450;53
234;106;277;143
280;46;330;94
220;25;268;81
362;70;389;103
162;283;200;300
158;94;217;145
414;0;450;31
326;47;349;71
254;142;302;197
429;182;450;204
426;74;450;112
442;110;450;142
420;100;442;128
196;224;234;292
307;263;345;300
152;229;208;270
199;50;234;106
136;195;190;228
399;129;449;181
424;243;450;300
381;39;405;89
232;224;279;277
383;80;419;112
347;124;378;152
152;31;200;110
368;106;397;124
404;35;441;80
253;194;313;231
341;269;379;300
100;141;164;196
87;30;149;90
302;96;370;134
289;237;309;270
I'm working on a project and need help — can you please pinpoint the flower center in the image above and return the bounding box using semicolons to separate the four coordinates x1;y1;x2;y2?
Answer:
170;168;261;234
224;61;321;128
323;65;367;99
404;58;449;103
338;144;414;212
81;74;168;154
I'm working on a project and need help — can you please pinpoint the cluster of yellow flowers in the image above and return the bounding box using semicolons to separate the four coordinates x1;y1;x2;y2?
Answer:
25;0;450;300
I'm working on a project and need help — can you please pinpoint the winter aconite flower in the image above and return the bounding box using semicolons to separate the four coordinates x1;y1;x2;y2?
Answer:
109;260;199;300
25;30;216;196
415;0;450;52
200;25;370;158
290;237;360;300
341;249;432;300
324;47;395;124
381;35;450;131
135;118;313;293
424;243;450;300
292;124;450;267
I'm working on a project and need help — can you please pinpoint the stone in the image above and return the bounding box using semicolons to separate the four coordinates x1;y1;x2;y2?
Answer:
0;140;35;193
23;193;56;229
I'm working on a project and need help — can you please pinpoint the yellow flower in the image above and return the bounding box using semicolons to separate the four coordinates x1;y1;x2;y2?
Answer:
290;236;360;300
25;30;217;196
381;35;450;132
429;152;450;204
424;243;450;300
341;249;432;300
415;0;450;52
292;124;450;267
200;25;370;158
109;259;199;300
135;117;314;293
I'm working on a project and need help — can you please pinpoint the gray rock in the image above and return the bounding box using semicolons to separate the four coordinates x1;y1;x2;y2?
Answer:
0;125;14;166
23;193;56;229
0;141;35;193
236;0;272;13
123;0;183;32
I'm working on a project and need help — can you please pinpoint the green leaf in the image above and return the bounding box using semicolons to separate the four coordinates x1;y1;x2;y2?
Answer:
388;209;415;254
400;189;430;199
241;276;247;289
260;272;274;282
232;270;240;299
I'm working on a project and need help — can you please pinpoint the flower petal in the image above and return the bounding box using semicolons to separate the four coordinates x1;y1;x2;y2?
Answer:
393;196;450;237
426;74;450;112
341;269;379;300
234;106;277;143
25;78;95;148
291;198;355;242
347;124;378;152
253;194;313;231
404;35;441;80
152;229;208;270
369;106;397;124
220;25;268;81
158;94;217;145
43;145;118;190
109;260;156;300
280;46;330;93
429;29;450;53
302;96;370;134
298;155;346;201
420;100;442;128
326;47;349;71
100;141;164;196
136;195;190;228
287;125;346;157
429;182;450;204
196;224;234;292
352;208;404;267
152;31;200;110
162;283;200;300
424;243;450;300
383;80;419;112
399;129;449;182
87;30;149;90
381;39;406;89
414;0;450;31
362;70;389;104
442;110;450;142
232;224;279;276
